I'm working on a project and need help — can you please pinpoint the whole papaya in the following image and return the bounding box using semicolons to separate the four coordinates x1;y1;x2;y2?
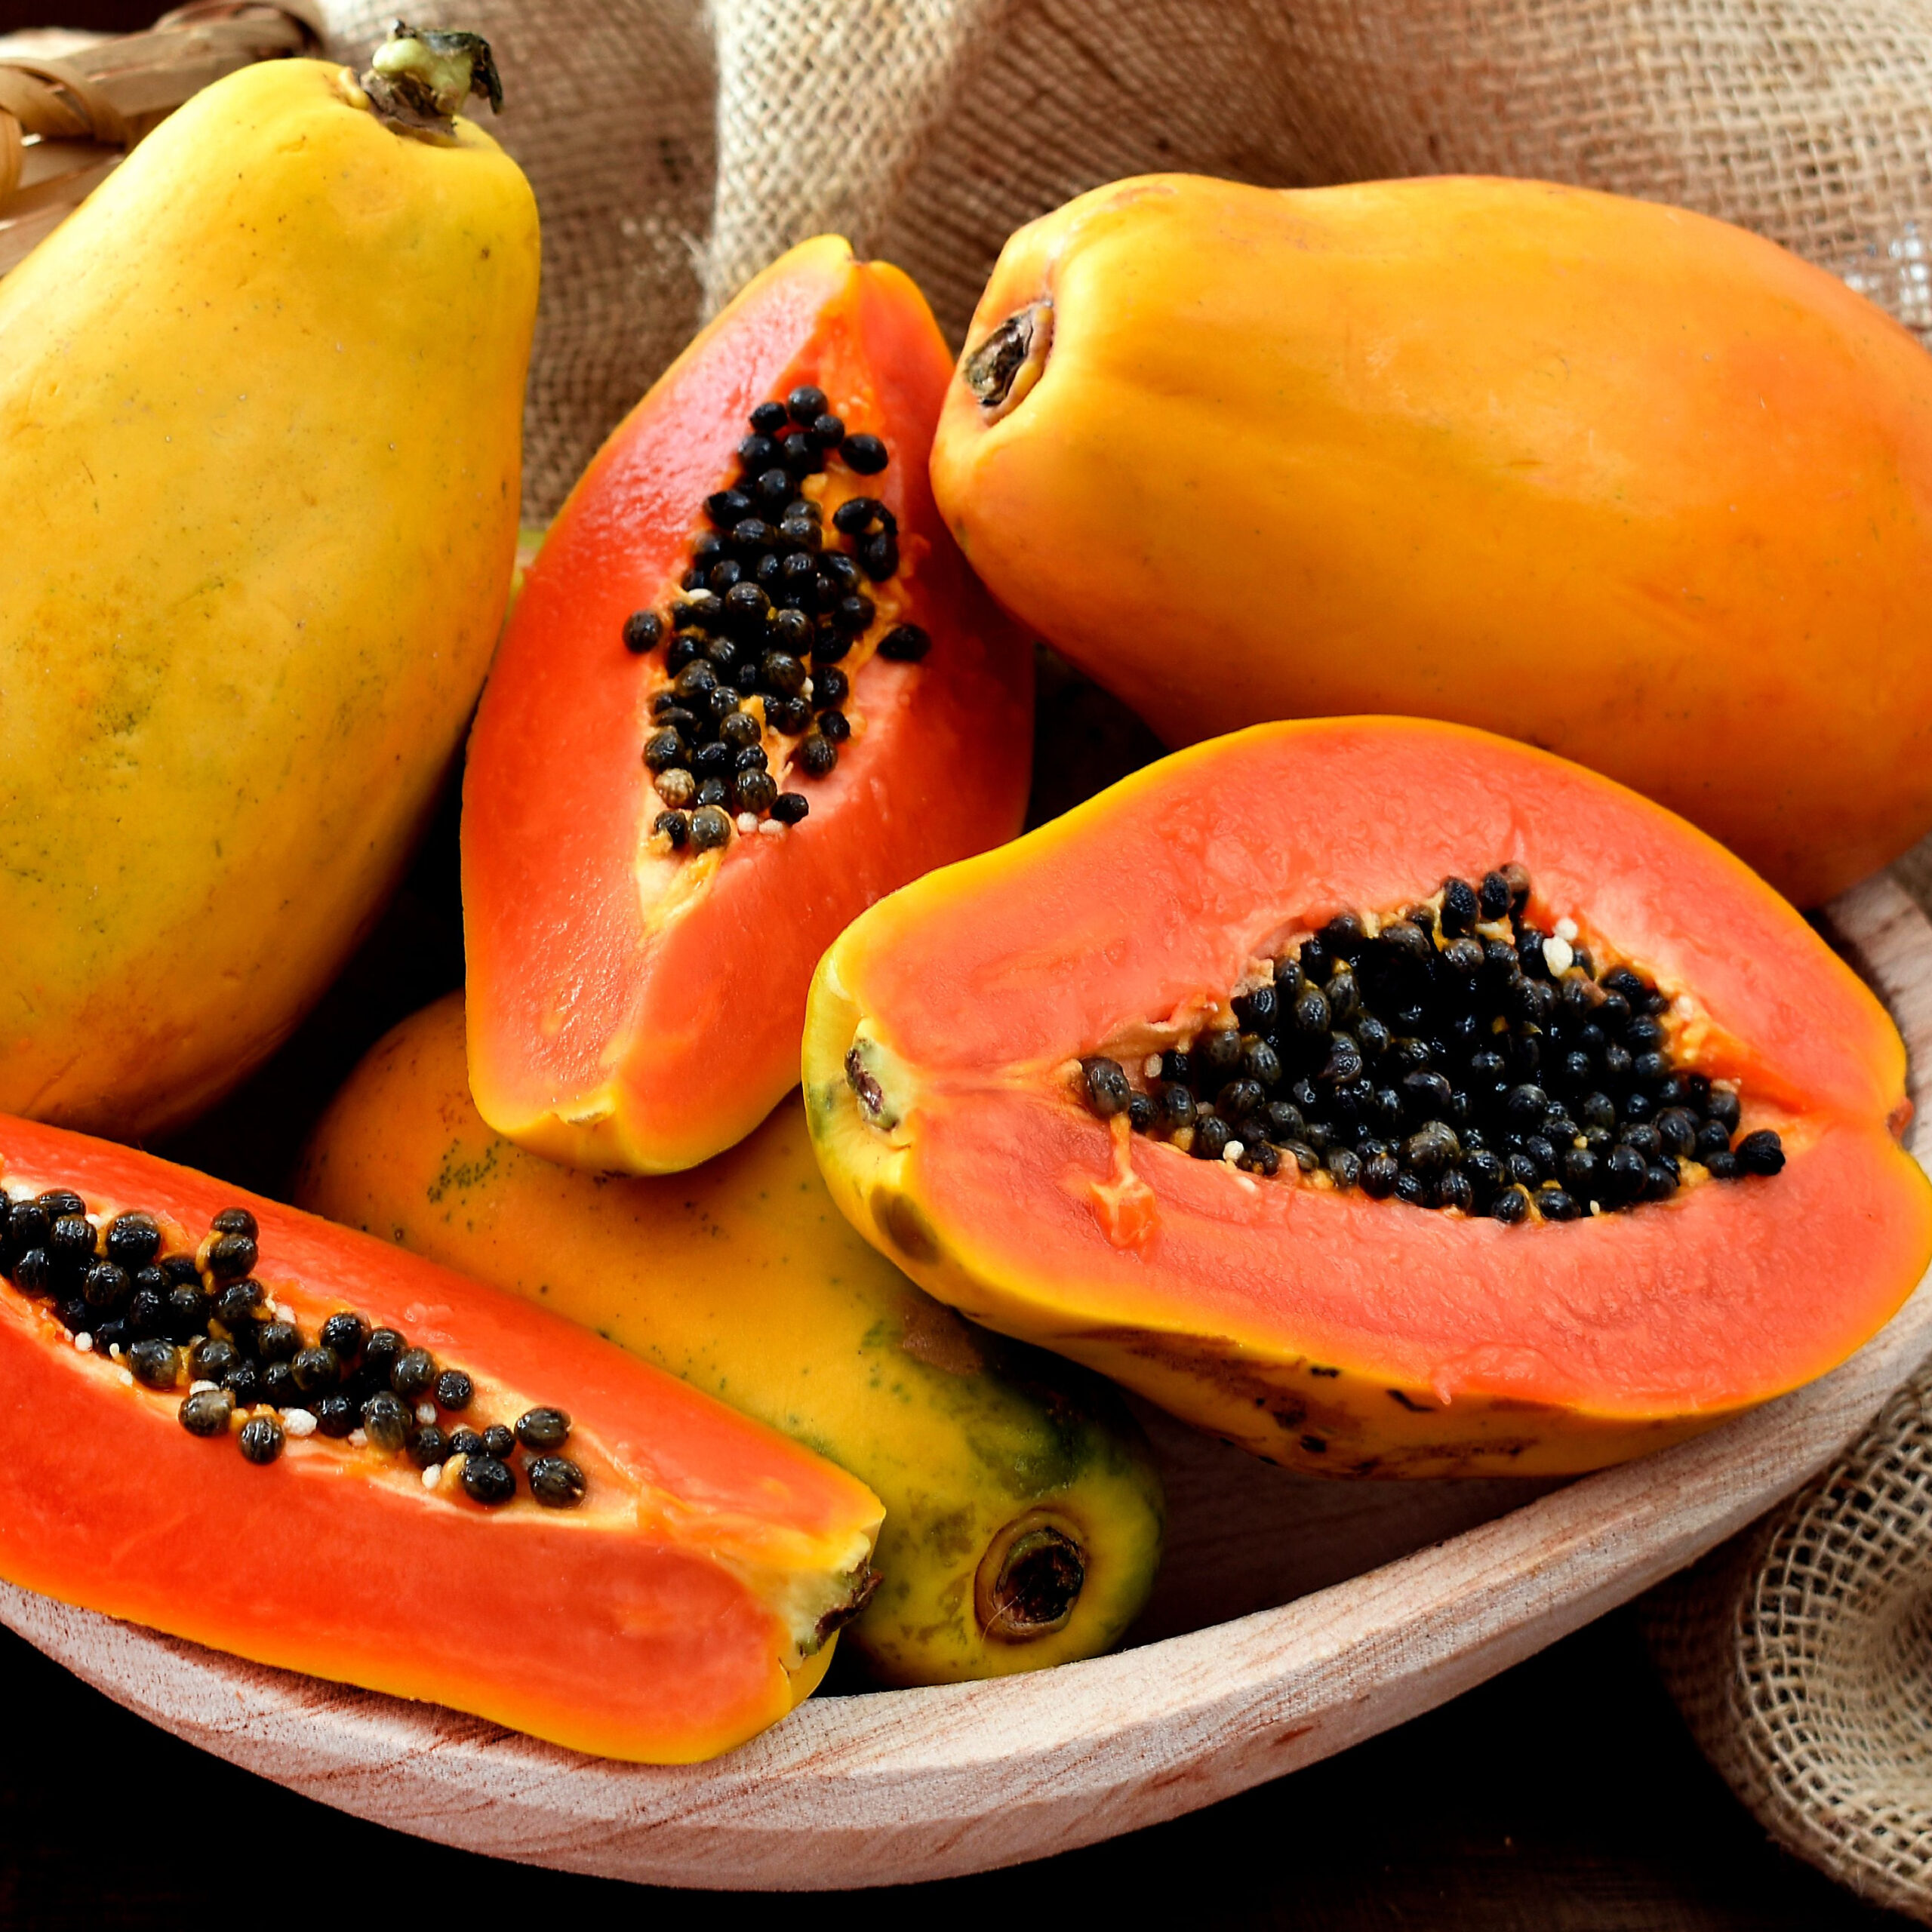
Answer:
930;174;1932;906
0;35;537;1137
294;992;1164;1684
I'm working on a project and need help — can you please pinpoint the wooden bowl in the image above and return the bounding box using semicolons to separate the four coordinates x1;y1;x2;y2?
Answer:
5;872;1928;1890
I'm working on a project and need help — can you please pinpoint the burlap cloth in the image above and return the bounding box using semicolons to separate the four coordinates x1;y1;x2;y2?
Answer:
307;0;1932;1908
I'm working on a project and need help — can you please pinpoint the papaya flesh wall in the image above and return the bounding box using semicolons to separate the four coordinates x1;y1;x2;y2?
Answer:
293;992;1164;1687
463;235;1034;1178
0;1115;882;1764
0;51;537;1138
928;173;1932;908
804;717;1932;1479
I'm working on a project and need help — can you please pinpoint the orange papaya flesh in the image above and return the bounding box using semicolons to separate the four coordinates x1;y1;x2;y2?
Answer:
0;1115;881;1762
930;174;1932;906
463;235;1032;1177
804;716;1932;1477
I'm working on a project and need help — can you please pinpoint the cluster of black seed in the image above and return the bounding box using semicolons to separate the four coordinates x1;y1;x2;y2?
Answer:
1078;866;1786;1223
623;385;930;856
0;1194;584;1506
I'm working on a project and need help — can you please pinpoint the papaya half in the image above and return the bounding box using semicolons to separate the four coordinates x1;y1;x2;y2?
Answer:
0;1113;881;1762
929;174;1932;907
804;716;1932;1478
293;992;1164;1685
0;38;537;1137
463;235;1033;1177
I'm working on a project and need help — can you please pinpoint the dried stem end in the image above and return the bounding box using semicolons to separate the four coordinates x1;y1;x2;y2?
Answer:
962;300;1054;425
361;20;502;140
977;1520;1086;1641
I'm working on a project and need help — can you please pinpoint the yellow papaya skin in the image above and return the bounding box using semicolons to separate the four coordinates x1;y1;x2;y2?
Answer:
293;993;1164;1686
930;174;1932;907
0;59;538;1137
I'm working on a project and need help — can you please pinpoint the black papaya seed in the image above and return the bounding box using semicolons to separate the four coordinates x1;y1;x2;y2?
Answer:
515;1407;572;1452
528;1457;586;1509
390;1347;438;1400
361;1391;410;1452
205;1230;257;1281
104;1213;161;1271
129;1340;181;1389
461;1455;516;1506
179;1389;234;1437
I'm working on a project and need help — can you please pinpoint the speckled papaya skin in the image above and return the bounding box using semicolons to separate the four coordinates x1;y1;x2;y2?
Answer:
804;718;1932;1478
931;174;1932;907
294;993;1163;1684
0;60;536;1137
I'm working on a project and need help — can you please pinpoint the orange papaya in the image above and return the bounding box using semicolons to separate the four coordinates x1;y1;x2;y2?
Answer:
0;1115;881;1761
804;716;1932;1478
464;236;1033;1177
930;174;1932;906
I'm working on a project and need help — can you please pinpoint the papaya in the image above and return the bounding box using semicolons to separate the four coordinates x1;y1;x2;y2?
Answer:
929;174;1932;907
804;715;1932;1478
463;235;1032;1177
293;992;1164;1684
0;1111;881;1763
0;35;537;1140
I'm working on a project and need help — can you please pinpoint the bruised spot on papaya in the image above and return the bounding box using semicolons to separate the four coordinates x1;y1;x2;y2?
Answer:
875;1187;940;1266
896;1297;986;1377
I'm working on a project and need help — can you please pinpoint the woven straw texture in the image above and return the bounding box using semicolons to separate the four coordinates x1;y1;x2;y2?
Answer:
0;2;321;275
1646;1351;1932;1924
322;0;1932;520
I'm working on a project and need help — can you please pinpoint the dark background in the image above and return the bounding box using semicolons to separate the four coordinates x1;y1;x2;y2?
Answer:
0;1606;1900;1930
0;2;1916;1921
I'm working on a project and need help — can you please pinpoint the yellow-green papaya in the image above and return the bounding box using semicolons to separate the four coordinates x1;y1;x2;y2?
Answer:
293;992;1164;1684
0;41;537;1137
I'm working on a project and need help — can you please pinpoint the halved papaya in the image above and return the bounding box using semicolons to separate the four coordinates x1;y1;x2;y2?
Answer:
804;717;1932;1477
0;1114;881;1761
464;236;1033;1176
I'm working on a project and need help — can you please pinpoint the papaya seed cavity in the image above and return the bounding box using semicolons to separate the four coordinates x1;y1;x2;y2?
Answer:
1075;864;1786;1224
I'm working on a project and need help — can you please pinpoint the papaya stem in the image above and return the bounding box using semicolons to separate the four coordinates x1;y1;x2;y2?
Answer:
361;20;502;140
